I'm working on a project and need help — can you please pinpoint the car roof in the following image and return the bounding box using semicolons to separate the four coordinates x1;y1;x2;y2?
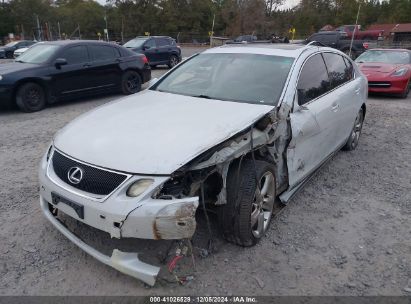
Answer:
133;36;173;39
36;40;118;47
204;43;334;58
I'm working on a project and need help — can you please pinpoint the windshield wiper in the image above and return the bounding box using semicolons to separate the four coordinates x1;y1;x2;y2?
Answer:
193;94;212;99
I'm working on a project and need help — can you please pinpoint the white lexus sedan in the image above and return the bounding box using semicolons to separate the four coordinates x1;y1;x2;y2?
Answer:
39;43;367;285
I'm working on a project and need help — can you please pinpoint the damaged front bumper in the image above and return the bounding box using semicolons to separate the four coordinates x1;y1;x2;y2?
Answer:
38;148;199;286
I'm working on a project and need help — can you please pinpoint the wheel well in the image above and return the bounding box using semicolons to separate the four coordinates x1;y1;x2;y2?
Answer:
12;79;48;104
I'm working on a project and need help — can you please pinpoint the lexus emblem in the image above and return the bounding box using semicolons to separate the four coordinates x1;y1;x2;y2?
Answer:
67;167;83;184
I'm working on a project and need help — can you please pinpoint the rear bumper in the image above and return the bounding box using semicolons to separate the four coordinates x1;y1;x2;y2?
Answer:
142;65;151;83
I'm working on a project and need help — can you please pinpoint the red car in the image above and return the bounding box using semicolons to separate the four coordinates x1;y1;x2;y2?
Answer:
355;49;411;98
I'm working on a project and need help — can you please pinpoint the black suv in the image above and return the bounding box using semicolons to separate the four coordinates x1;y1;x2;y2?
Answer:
124;36;182;68
305;31;368;59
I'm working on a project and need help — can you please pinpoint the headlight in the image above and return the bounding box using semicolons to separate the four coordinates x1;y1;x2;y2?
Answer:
392;68;408;77
0;75;3;81
126;179;154;197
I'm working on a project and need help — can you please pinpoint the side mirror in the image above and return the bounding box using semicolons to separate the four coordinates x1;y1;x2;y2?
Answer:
55;58;67;68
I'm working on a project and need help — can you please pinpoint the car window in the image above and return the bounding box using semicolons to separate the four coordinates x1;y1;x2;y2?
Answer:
297;54;330;105
124;38;147;48
343;57;354;80
144;39;156;49
61;46;89;65
16;44;59;64
154;53;294;106
156;38;170;47
89;45;120;61
323;53;350;89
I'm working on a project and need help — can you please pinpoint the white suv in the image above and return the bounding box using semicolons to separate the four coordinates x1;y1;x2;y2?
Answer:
39;43;367;286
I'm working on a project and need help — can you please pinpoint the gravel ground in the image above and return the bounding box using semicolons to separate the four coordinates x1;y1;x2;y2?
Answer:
0;48;410;295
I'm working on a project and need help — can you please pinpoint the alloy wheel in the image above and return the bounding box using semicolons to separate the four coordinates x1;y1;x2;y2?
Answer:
250;171;275;238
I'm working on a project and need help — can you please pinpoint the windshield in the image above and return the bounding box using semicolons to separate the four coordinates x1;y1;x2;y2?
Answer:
5;41;19;47
153;53;294;106
16;44;59;64
124;38;147;48
356;50;410;64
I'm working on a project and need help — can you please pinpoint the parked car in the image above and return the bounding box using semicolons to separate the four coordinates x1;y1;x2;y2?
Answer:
39;43;367;286
0;40;150;112
305;31;369;58
355;49;411;98
0;40;36;58
13;46;30;58
123;36;181;68
335;25;383;41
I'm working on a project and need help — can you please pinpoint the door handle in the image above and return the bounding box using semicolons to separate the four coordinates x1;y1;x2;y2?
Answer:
355;88;361;94
83;63;91;68
331;104;340;112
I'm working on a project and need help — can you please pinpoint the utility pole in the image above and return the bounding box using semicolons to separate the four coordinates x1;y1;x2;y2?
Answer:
104;13;109;42
78;23;81;39
349;2;361;59
121;16;124;44
58;21;61;40
210;13;215;47
35;14;41;41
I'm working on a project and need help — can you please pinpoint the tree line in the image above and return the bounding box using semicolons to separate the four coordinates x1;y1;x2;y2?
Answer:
1;0;411;43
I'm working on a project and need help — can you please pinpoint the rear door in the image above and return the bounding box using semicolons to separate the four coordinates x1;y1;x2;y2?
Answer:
51;45;92;97
142;39;159;64
88;44;122;90
156;38;172;62
287;53;341;187
322;52;361;144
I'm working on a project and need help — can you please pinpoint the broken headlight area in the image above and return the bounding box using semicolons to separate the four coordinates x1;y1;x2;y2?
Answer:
126;179;154;197
155;168;223;205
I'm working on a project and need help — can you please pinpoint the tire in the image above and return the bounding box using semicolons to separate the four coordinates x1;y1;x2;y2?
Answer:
400;80;410;99
6;51;13;59
168;55;179;69
343;108;364;151
218;159;276;247
121;70;142;95
15;82;46;113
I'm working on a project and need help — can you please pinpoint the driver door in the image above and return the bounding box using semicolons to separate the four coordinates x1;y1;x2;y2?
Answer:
50;45;93;98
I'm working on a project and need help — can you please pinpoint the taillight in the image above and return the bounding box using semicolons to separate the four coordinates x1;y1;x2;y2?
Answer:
142;55;149;64
363;42;369;49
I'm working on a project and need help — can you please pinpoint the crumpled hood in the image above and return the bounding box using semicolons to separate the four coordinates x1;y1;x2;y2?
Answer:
54;90;273;175
358;62;405;74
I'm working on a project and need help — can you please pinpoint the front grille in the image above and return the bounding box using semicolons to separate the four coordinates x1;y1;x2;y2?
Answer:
368;81;391;88
52;151;128;196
